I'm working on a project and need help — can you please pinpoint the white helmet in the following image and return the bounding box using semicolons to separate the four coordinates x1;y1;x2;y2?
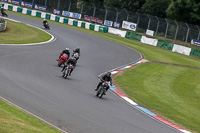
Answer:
65;48;69;50
44;19;46;21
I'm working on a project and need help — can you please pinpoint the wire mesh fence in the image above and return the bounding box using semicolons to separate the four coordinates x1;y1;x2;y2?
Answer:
22;0;200;46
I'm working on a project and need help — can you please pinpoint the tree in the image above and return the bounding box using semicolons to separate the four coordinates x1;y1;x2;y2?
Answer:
140;0;170;18
78;0;103;4
104;0;145;12
166;0;200;25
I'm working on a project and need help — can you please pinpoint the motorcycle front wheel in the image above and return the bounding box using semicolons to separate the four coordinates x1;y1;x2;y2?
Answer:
58;61;63;67
99;89;105;98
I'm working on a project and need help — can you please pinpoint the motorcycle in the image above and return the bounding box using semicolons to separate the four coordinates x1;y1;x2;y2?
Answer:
62;64;73;79
44;22;50;30
1;10;8;17
58;54;68;67
72;52;79;62
96;81;110;98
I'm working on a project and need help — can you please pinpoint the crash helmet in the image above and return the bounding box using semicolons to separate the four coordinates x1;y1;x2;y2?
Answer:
106;72;111;77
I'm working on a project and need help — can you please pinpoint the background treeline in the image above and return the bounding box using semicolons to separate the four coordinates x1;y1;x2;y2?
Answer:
82;0;200;25
31;0;200;25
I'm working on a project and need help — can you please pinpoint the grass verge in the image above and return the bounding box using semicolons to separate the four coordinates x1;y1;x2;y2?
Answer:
4;10;200;133
0;19;51;44
0;99;61;133
115;63;200;133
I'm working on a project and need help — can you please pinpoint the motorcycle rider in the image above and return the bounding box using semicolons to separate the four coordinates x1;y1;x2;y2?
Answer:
43;19;48;28
1;7;7;17
95;72;113;95
72;48;80;61
73;48;80;56
58;48;70;61
61;57;76;76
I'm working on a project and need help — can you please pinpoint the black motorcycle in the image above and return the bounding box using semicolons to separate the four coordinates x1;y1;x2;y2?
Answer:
96;81;110;98
62;64;73;79
1;9;8;17
44;22;50;30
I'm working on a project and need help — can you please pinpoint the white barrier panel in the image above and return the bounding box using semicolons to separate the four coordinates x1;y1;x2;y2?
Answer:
122;21;137;31
13;6;18;12
4;21;7;30
4;3;9;10
59;17;64;23
172;44;191;56
0;21;7;31
41;12;46;18
50;14;56;21
68;19;74;25
77;21;82;27
31;10;37;16
108;27;127;38
141;36;158;46
85;22;90;29
94;25;100;31
146;29;154;36
22;8;27;14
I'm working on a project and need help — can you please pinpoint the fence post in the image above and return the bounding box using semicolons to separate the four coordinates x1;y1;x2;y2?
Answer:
104;5;107;20
164;18;169;41
57;0;60;10
32;0;34;5
80;3;84;14
45;0;47;7
185;23;190;45
68;0;71;11
197;25;200;40
147;14;150;29
124;9;129;21
92;3;96;18
136;12;140;29
115;8;119;22
155;16;159;36
174;21;178;43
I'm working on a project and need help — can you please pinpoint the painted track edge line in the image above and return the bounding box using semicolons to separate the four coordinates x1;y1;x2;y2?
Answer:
0;17;56;46
99;58;191;133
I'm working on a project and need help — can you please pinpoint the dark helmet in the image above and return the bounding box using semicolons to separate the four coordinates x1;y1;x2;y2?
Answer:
106;72;111;77
75;48;80;51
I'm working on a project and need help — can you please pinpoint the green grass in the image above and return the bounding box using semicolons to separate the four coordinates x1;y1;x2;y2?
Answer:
0;100;61;133
0;20;51;44
4;10;200;133
115;63;200;132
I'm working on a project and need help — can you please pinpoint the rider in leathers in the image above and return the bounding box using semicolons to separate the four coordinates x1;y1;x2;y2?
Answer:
58;48;70;60
72;48;80;61
95;72;113;95
1;7;7;17
73;48;80;56
61;58;76;76
43;19;48;27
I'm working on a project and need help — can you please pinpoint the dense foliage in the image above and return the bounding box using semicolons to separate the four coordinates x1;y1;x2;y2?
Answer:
79;0;200;25
26;0;200;25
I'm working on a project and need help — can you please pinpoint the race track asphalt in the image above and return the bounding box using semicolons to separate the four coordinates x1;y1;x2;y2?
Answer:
0;13;181;133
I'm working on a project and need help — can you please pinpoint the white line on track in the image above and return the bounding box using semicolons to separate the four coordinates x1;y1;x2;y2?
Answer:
0;17;56;46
